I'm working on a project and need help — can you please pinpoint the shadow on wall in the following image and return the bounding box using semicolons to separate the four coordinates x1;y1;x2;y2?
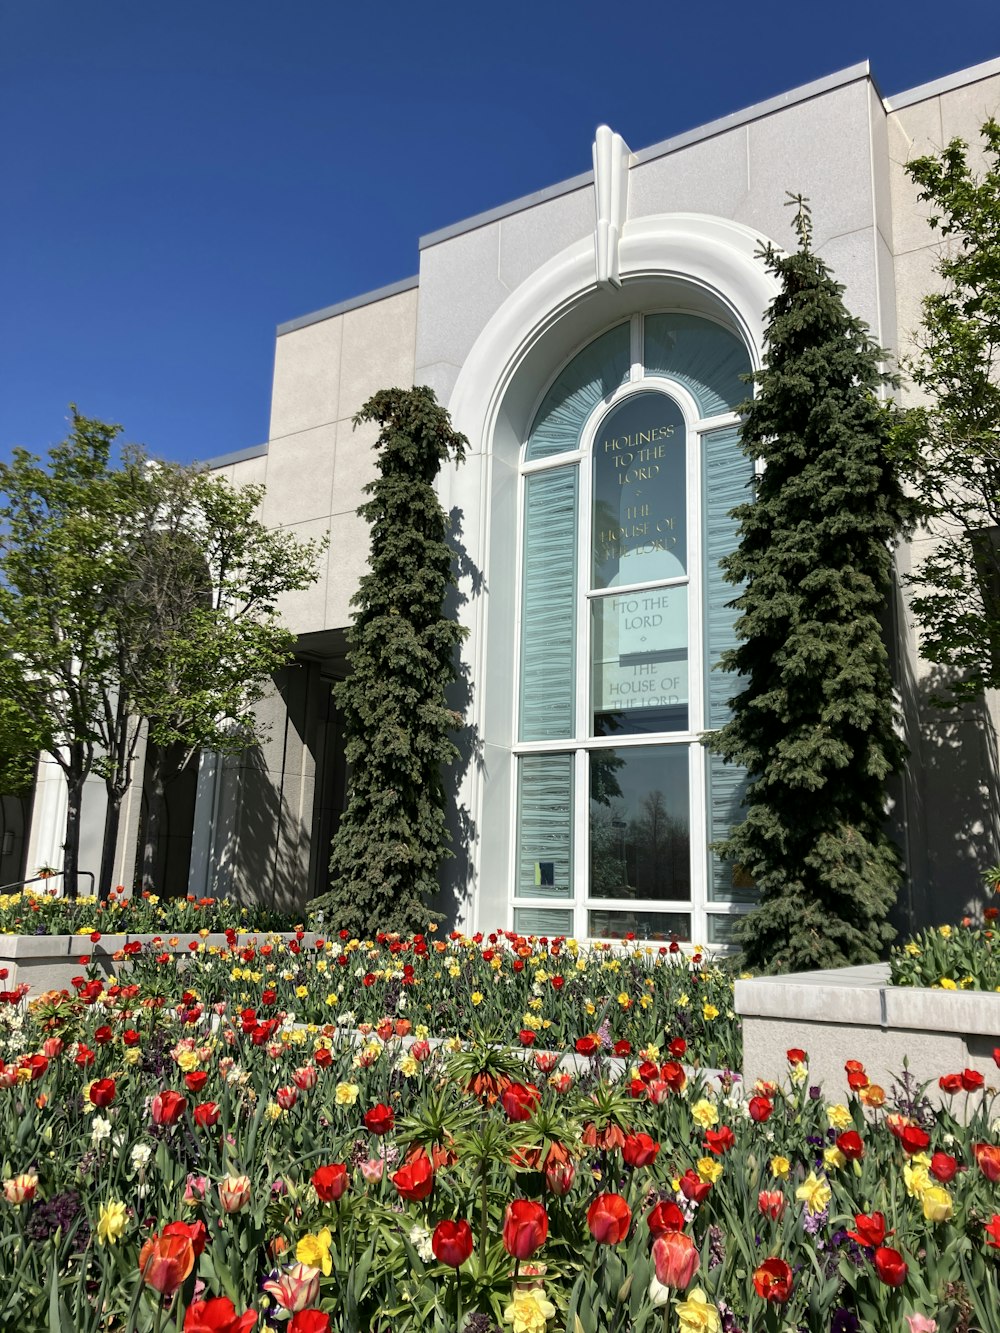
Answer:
212;740;310;918
436;505;484;932
903;659;1000;928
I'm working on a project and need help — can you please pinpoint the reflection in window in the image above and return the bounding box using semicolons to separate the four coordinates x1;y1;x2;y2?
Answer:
589;747;690;900
589;908;691;942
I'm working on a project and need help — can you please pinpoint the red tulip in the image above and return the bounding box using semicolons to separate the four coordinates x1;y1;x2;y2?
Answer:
392;1151;434;1202
930;1151;957;1182
183;1299;257;1333
962;1068;985;1091
647;1200;685;1236
847;1070;870;1091
985;1215;1000;1249
679;1170;712;1203
432;1219;474;1267
151;1090;187;1126
622;1132;660;1167
898;1125;930;1155
163;1220;208;1258
660;1061;686;1092
519;1030;536;1047
139;1231;196;1294
668;1038;687;1059
288;1313;330;1333
575;1035;599;1057
312;1163;349;1202
939;1073;963;1095
974;1143;1000;1182
786;1048;807;1065
757;1191;785;1220
873;1246;907;1287
276;1086;298;1110
193;1102;220;1128
704;1126;735;1155
185;1070;209;1094
846;1211;887;1249
314;1048;333;1069
502;1199;548;1258
748;1096;773;1123
501;1083;541;1123
836;1131;864;1161
652;1231;700;1287
752;1257;793;1304
587;1193;631;1244
363;1104;394;1135
89;1077;116;1108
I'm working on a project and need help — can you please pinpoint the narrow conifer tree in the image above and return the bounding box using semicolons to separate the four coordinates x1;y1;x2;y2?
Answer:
321;386;467;938
711;200;913;973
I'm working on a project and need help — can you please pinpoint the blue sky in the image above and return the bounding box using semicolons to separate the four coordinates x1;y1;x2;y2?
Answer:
1;1;996;466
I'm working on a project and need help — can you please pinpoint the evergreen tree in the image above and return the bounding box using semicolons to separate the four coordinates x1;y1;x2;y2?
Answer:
710;200;913;973
321;387;467;937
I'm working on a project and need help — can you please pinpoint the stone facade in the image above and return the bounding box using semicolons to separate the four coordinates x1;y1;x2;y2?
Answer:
18;57;1000;940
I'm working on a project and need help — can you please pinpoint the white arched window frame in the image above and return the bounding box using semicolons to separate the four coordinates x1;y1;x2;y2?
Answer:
510;309;757;946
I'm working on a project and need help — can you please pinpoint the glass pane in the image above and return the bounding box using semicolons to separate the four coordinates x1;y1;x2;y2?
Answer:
706;914;744;945
702;424;753;728
707;751;755;903
516;754;573;900
589;746;690;900
520;468;577;741
513;908;573;937
526;324;631;461
592;392;687;588
588;908;690;943
644;313;752;418
592;588;688;735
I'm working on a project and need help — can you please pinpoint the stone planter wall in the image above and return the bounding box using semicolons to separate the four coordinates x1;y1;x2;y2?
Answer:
0;932;324;995
736;964;1000;1104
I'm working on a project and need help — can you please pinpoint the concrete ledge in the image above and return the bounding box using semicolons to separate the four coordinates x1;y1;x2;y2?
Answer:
736;965;1000;1104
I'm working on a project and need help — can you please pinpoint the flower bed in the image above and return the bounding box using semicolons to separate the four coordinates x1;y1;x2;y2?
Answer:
0;887;300;937
1;938;1000;1331
890;921;1000;992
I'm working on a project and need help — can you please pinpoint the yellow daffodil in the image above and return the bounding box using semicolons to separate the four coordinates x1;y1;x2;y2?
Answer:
904;1160;932;1199
702;1003;719;1020
691;1099;719;1130
826;1103;852;1131
296;1227;333;1276
823;1146;846;1171
696;1156;723;1184
795;1171;831;1215
674;1287;721;1333
334;1082;359;1106
503;1288;557;1333
96;1200;127;1245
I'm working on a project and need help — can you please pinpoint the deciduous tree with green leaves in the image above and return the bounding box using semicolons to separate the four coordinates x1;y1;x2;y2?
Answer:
893;119;1000;702
709;201;913;973
319;386;467;938
0;410;323;898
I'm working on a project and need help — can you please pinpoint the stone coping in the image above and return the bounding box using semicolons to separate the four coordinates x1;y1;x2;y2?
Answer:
735;963;1000;1037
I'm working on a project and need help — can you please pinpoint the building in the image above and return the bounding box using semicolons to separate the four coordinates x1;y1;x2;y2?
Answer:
15;56;1000;939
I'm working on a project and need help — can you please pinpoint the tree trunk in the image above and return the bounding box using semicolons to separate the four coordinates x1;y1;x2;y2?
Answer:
98;791;123;903
63;772;85;901
142;749;168;893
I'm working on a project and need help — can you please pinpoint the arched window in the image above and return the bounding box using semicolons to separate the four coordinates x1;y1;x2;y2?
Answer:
513;311;756;944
